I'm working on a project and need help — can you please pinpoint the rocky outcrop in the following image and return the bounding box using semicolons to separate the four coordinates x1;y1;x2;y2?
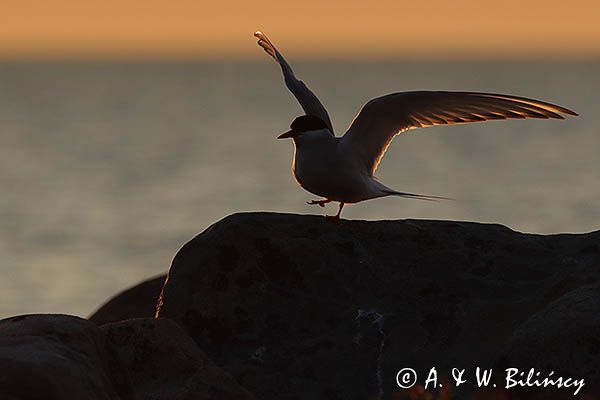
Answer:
3;213;598;399
102;318;255;400
498;281;600;396
0;314;132;400
0;314;254;400
89;275;166;325
156;212;600;400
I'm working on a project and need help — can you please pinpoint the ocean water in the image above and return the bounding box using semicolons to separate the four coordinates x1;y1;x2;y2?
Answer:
0;60;598;318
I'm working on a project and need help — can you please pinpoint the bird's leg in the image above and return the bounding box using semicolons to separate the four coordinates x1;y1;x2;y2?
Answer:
307;199;330;208
336;202;345;218
326;202;345;220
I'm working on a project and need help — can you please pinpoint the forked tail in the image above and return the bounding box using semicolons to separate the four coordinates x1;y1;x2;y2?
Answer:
382;189;452;202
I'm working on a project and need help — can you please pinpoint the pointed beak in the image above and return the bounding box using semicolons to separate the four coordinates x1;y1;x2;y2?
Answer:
277;129;296;139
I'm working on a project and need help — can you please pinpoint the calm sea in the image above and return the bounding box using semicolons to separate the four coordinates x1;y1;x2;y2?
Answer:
0;60;598;317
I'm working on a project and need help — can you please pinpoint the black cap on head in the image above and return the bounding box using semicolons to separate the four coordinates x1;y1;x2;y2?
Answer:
290;115;328;132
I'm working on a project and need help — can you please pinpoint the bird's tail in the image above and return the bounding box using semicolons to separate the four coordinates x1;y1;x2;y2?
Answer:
382;189;452;202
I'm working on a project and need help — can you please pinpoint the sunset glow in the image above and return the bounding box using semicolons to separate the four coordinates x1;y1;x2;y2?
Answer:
1;0;598;59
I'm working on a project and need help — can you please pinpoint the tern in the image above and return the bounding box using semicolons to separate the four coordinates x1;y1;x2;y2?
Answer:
254;31;578;219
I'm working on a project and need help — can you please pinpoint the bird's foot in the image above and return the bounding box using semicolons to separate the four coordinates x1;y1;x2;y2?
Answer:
306;199;330;208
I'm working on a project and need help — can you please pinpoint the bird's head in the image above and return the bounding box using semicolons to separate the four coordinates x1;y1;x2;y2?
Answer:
278;115;330;140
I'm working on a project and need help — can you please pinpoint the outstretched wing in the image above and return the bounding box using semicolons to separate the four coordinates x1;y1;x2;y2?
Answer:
341;91;578;174
254;31;334;134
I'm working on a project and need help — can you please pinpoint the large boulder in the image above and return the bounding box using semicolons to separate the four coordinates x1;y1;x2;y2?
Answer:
498;281;600;398
102;318;255;400
0;314;132;400
156;212;600;400
0;314;254;400
89;275;166;325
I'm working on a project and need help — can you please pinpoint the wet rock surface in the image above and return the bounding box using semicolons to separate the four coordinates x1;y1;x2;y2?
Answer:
156;212;600;399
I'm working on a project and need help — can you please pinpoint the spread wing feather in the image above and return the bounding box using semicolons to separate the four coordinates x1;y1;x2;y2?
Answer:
254;31;334;134
341;91;578;174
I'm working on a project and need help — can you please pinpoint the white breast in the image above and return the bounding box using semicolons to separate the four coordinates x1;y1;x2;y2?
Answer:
291;131;373;203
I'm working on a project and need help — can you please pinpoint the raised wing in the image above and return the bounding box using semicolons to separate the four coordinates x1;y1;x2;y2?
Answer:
254;31;334;134
341;91;578;174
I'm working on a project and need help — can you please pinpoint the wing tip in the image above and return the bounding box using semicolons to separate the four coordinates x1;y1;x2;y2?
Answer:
455;91;579;119
549;108;577;118
548;105;578;117
254;31;277;60
491;92;579;118
564;108;579;117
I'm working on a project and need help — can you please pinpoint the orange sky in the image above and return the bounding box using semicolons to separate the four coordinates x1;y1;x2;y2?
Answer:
1;0;599;59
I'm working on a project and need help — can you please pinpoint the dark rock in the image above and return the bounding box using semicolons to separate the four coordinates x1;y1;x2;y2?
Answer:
156;212;600;400
0;314;132;400
102;318;255;400
498;281;600;397
0;314;254;400
89;275;166;325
